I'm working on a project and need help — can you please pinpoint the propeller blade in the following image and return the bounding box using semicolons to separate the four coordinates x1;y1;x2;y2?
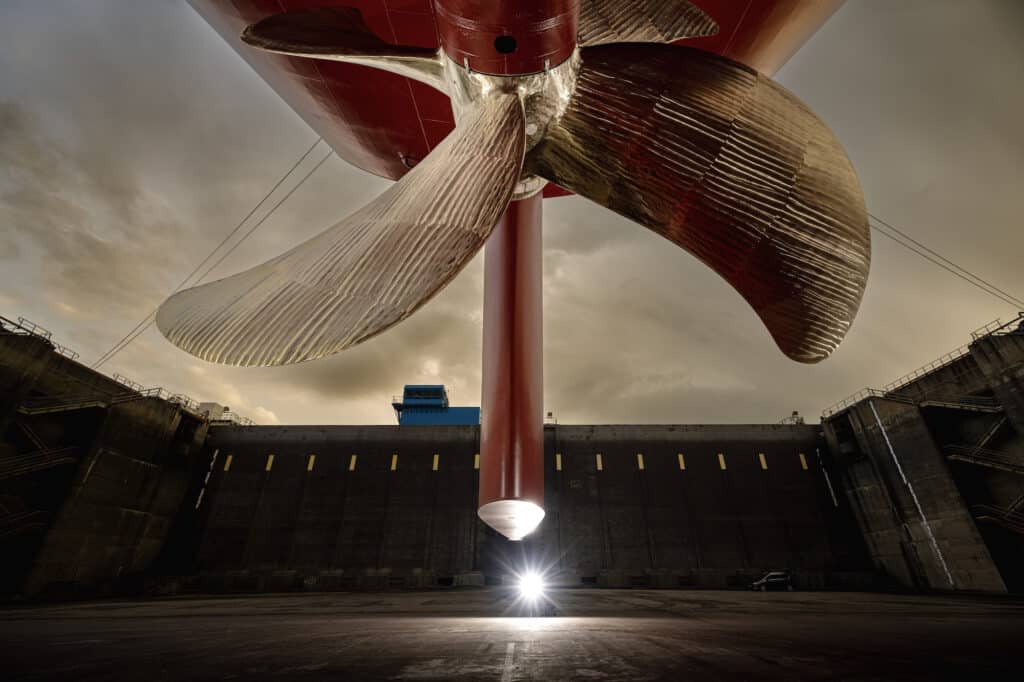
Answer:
156;94;525;366
526;44;869;363
578;0;719;47
241;7;444;91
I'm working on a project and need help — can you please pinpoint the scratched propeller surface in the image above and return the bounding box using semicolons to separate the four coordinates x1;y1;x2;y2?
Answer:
158;0;868;366
526;44;870;362
156;95;524;366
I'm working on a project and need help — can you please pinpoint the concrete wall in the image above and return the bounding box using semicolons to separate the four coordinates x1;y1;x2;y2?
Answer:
971;333;1024;433
189;424;870;591
23;398;208;595
890;352;990;402
0;332;210;598
824;399;1005;592
822;330;1024;593
0;332;131;409
0;333;56;434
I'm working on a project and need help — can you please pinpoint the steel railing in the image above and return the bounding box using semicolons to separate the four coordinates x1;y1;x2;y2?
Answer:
1;315;80;361
0;510;50;539
821;388;917;418
822;314;1024;419
4;315;253;424
0;447;79;481
211;410;255;426
113;373;146;392
972;504;1024;534
20;387;202;417
970;313;1024;340
945;444;1024;473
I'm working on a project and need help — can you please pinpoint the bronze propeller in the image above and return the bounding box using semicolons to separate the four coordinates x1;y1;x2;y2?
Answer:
156;0;869;367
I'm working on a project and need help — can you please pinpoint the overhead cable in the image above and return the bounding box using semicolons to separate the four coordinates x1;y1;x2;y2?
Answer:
93;139;331;368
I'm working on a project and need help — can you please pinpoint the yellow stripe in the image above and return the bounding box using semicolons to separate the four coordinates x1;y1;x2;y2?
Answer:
799;452;809;470
265;454;274;472
759;452;767;470
637;453;645;470
596;453;603;471
555;453;562;471
307;454;316;472
432;453;439;471
223;454;233;472
391;453;398;471
474;453;480;470
677;452;685;470
349;454;357;471
718;453;727;470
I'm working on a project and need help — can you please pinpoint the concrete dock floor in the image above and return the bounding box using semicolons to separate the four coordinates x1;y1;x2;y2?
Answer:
2;589;1022;680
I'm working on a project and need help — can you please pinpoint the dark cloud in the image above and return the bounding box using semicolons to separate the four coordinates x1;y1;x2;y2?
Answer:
1;0;1022;425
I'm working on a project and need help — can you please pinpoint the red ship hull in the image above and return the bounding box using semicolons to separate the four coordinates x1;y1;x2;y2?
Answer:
188;0;843;186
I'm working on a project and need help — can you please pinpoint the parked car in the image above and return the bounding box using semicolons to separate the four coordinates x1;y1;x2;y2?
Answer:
751;570;794;591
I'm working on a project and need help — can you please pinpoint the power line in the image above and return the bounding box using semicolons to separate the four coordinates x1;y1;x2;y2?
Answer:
868;216;1024;309
869;217;1023;308
93;141;333;369
92;138;323;369
869;212;1024;308
186;149;333;291
94;157;1020;367
95;148;333;369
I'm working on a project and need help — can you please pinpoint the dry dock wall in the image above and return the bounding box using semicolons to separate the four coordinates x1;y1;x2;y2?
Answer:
188;424;872;590
822;329;1024;593
1;331;209;598
21;396;208;596
824;398;1005;592
6;320;1019;597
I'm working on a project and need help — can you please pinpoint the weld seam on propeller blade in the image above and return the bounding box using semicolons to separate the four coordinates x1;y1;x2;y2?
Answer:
157;95;525;366
527;44;869;363
578;0;718;47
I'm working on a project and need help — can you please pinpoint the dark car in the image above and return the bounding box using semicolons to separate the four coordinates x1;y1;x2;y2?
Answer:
751;570;793;591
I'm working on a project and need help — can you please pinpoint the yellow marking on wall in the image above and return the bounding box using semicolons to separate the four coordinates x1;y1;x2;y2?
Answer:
596;453;603;471
432;453;439;471
265;454;275;472
349;454;358;471
474;453;480;470
718;453;727;470
391;453;399;471
307;454;316;472
637;453;645;470
555;453;562;471
677;453;686;470
799;452;809;470
223;454;233;472
759;452;767;470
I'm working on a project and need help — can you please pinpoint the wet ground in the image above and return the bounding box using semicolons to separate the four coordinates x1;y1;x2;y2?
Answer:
2;588;1022;680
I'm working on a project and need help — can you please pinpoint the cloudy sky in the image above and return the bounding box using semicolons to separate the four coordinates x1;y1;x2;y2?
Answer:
2;1;1022;426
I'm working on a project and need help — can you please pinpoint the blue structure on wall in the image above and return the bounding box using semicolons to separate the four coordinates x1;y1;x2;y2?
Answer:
392;385;481;426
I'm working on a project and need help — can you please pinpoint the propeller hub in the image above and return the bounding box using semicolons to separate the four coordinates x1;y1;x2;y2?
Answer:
444;49;580;198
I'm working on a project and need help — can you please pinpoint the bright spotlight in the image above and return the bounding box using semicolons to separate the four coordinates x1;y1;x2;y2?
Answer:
518;572;545;601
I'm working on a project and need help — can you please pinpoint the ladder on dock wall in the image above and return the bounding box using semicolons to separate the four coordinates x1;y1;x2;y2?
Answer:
17;397;113;416
918;395;1003;413
0;495;50;540
824;389;1002;419
16;388;199;416
973;504;1024;535
944;444;1024;475
0;446;79;482
0;509;50;539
